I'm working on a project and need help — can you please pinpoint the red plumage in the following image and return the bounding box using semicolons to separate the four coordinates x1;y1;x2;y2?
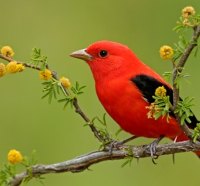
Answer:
70;40;199;157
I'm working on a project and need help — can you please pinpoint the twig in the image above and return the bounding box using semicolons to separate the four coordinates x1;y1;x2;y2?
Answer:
172;25;200;138
0;53;107;143
9;140;200;186
72;98;109;143
0;54;41;70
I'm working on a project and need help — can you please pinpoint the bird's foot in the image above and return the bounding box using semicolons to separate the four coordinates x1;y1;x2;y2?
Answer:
147;135;164;164
106;136;138;154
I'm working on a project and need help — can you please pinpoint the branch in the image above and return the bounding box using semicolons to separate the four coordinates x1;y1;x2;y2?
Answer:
0;54;107;143
172;25;200;138
9;140;200;186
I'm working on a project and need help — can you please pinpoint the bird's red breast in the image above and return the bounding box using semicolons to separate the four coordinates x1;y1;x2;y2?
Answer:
70;40;199;156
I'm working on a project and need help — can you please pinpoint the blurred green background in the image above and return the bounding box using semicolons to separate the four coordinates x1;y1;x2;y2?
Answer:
0;0;200;185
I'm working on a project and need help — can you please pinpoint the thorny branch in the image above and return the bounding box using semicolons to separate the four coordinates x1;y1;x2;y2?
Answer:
9;140;200;186
172;25;200;138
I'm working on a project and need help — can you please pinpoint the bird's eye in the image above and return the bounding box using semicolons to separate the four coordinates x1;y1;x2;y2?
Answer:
99;50;108;58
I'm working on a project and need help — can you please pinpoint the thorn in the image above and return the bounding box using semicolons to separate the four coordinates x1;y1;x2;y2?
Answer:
172;136;177;164
173;136;178;143
172;153;176;164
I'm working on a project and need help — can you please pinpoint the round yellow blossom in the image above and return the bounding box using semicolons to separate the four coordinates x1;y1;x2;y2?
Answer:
182;6;195;18
59;77;71;88
7;149;23;164
39;69;52;80
155;86;167;97
6;61;18;73
159;45;174;60
1;46;15;57
0;63;6;77
16;63;25;72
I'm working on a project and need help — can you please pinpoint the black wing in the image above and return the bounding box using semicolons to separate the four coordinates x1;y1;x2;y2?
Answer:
131;74;199;129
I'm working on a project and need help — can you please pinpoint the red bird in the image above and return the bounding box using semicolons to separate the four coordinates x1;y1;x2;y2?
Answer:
70;40;199;157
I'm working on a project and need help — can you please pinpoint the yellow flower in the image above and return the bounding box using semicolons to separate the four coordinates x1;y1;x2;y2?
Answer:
1;46;15;57
16;63;25;72
59;77;71;88
182;6;195;18
39;69;52;80
0;63;6;77
155;86;167;97
7;149;23;164
159;45;174;60
6;61;18;73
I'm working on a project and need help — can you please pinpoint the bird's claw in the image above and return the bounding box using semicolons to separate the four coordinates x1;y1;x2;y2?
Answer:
147;136;164;164
148;142;159;164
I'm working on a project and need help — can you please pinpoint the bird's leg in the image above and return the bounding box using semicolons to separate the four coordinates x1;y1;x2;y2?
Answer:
120;136;138;145
147;135;164;164
107;136;138;154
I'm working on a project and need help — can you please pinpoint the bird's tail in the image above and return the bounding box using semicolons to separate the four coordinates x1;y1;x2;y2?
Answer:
174;133;200;158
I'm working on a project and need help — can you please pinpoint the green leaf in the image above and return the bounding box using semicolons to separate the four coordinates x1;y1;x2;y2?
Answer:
173;25;185;32
48;91;53;103
41;80;61;103
192;123;200;142
58;96;74;109
92;113;107;126
115;128;122;137
147;94;172;122
29;48;48;70
163;71;172;82
154;112;162;120
121;158;133;168
41;91;50;99
174;97;194;125
71;81;86;96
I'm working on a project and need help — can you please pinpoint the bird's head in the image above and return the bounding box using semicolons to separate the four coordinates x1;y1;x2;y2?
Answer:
70;40;139;81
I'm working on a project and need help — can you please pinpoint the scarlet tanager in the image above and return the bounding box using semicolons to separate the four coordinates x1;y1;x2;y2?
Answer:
70;40;199;157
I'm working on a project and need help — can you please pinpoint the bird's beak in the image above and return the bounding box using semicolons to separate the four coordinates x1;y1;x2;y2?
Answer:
70;49;93;61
